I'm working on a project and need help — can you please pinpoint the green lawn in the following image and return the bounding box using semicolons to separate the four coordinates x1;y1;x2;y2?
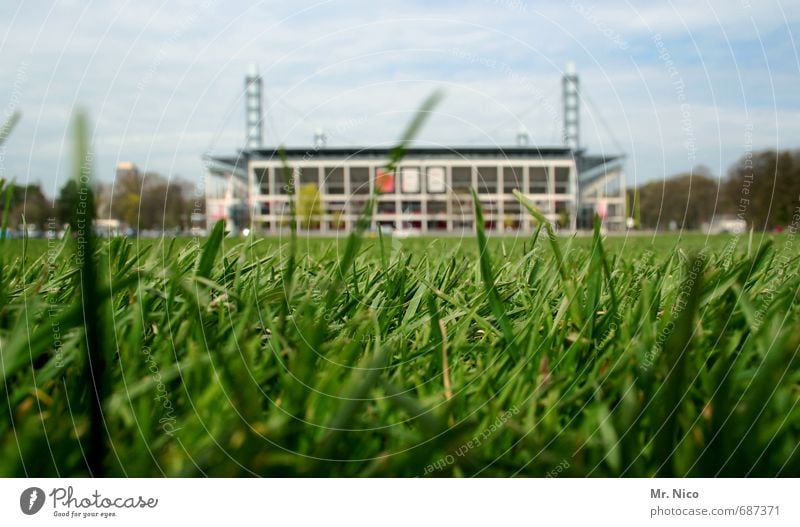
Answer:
1;227;799;476
6;230;788;263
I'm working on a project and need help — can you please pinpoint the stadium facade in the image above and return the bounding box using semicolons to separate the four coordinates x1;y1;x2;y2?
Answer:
204;65;626;233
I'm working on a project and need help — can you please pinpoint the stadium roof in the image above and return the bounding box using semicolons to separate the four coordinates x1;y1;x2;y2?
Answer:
204;146;624;180
243;145;577;160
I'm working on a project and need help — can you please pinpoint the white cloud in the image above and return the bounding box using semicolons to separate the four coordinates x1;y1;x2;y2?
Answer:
0;0;797;194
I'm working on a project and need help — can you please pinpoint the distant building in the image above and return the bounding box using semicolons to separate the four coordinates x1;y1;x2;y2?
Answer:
204;64;626;233
95;218;121;236
704;215;747;234
116;161;139;180
204;156;249;234
205;146;625;234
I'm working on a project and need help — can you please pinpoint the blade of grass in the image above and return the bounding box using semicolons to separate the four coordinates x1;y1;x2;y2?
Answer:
324;90;444;309
277;148;297;334
471;189;517;359
513;189;584;328
196;220;224;279
652;254;704;476
0;111;21;147
71;111;107;476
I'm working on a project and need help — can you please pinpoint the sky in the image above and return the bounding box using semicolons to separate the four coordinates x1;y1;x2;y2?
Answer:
1;0;798;197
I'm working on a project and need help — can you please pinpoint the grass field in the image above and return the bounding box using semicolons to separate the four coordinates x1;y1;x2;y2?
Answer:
2;221;799;477
2;108;799;478
6;230;787;263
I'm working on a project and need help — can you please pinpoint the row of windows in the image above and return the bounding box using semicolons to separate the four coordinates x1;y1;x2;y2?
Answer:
254;165;572;196
250;219;551;232
254;199;566;216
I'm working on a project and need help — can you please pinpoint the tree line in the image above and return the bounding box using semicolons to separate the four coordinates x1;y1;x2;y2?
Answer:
2;148;798;234
1;171;201;233
628;148;800;230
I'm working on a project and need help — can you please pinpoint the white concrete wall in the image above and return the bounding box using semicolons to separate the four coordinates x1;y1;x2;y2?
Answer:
247;156;578;234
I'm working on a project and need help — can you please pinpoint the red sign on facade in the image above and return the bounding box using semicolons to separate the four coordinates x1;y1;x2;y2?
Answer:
376;169;394;194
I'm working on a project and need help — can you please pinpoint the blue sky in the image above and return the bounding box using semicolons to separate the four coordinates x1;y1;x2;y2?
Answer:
1;0;798;196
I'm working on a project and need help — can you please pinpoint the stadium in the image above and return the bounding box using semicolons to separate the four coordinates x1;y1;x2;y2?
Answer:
205;64;626;233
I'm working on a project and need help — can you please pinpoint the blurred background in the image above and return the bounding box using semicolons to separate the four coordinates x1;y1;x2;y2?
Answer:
1;0;798;235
